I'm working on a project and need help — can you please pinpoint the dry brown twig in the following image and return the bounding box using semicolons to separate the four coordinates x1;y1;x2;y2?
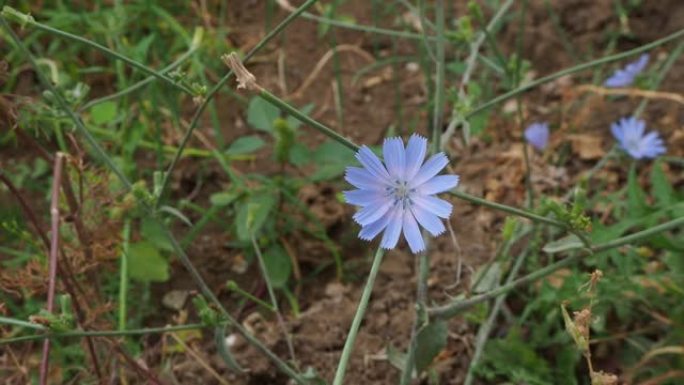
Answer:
576;84;684;105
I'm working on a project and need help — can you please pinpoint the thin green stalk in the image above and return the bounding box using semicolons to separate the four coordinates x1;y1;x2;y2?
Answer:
0;17;131;189
258;89;358;151
332;247;385;385
2;8;193;96
467;28;684;118
634;40;684;117
428;215;684;319
118;219;131;331
0;316;45;330
431;0;445;153
156;0;319;205
250;235;297;367
399;250;430;384
464;250;529;385
449;190;565;228
3;17;305;383
226;280;275;312
78;35;200;112
0;323;210;345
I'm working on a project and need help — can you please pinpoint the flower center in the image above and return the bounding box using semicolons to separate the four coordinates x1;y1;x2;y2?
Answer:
625;137;641;152
389;179;415;208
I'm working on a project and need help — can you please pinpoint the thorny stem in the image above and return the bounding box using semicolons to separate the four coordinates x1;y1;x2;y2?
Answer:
39;153;64;385
332;247;385;385
428;215;684;319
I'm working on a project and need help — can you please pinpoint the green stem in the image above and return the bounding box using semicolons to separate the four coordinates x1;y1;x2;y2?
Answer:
8;12;194;96
2;16;305;383
78;34;201;112
449;190;565;228
428;215;684;319
258;89;358;152
464;250;529;385
0;323;210;345
332;247;385;385
0;316;45;330
118;219;131;331
431;0;445;153
250;235;297;366
467;28;684;118
156;0;319;205
226;281;275;312
399;250;429;384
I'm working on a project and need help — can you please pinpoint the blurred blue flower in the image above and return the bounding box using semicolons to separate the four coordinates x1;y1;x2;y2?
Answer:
344;134;459;253
611;116;666;159
524;122;550;151
604;53;649;88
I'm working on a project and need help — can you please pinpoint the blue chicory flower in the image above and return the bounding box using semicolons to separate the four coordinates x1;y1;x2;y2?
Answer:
611;116;666;159
344;134;459;253
524;122;550;151
604;53;649;88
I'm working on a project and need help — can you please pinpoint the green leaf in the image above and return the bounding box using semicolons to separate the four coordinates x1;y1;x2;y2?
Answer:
650;160;675;207
159;205;193;227
235;191;276;241
310;140;357;181
90;101;117;125
247;96;280;132
415;320;448;373
262;244;292;288
289;142;312;166
141;218;174;252
542;234;584;254
225;135;265;156
127;241;169;282
210;191;239;207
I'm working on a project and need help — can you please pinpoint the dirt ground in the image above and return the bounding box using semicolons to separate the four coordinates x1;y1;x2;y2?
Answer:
145;1;684;384
3;0;684;384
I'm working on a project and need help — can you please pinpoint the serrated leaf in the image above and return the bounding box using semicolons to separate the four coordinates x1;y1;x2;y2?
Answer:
128;241;169;282
262;244;292;288
543;234;584;254
247;96;279;132
225;135;265;155
90;101;117;125
415;320;448;372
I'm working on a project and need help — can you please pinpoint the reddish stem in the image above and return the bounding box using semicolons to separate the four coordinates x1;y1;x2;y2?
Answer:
39;153;64;385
